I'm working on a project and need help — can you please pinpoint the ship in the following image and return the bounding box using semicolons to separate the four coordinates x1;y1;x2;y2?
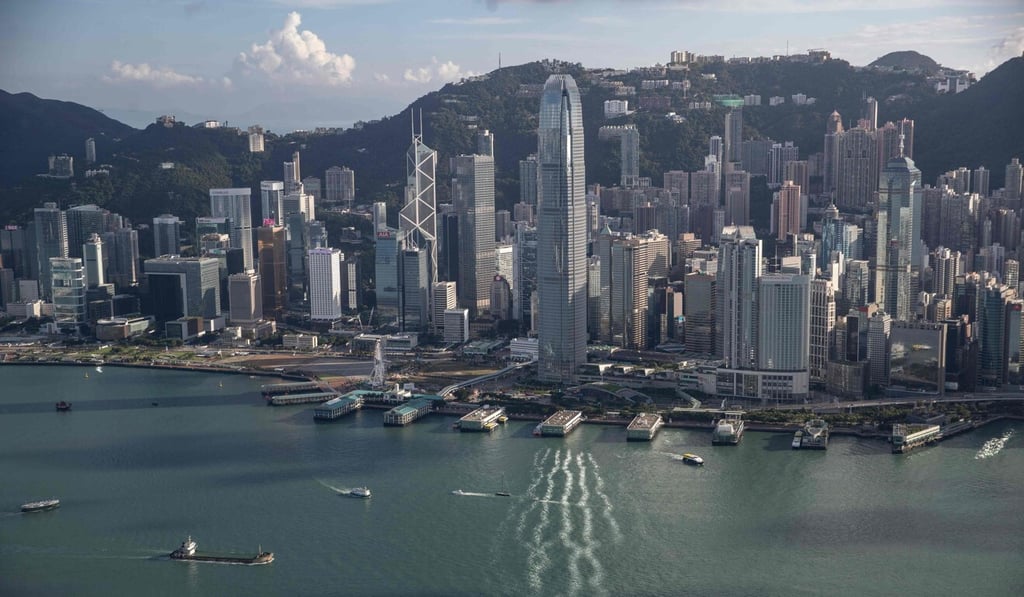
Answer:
349;487;372;499
55;401;72;412
170;536;273;565
800;419;829;450
711;412;745;445
681;453;704;466
21;499;60;513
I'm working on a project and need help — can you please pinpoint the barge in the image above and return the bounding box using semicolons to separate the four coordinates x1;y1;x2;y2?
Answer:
170;536;273;565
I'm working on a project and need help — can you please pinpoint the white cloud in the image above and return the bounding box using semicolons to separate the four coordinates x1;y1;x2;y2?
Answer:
234;11;356;86
103;61;206;87
373;72;391;82
429;17;524;25
403;57;478;84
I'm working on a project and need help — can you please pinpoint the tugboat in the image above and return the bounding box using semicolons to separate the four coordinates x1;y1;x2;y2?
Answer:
349;487;372;499
55;401;72;412
21;498;60;513
169;535;273;565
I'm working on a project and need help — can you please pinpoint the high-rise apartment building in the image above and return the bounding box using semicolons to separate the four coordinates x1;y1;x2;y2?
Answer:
451;154;496;318
973;166;990;197
248;126;264;153
85;138;97;164
153;214;182;257
1005;158;1023;206
83;233;104;288
210;188;254;272
308;248;342;321
537;74;588;383
724;109;743;163
717;226;762;368
809;278;836;382
773;181;802;241
325;166;355;205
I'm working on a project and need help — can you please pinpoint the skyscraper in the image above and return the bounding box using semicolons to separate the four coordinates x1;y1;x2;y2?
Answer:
717;225;762;368
724;170;750;226
51;257;86;331
875;155;922;322
34;202;68;300
1005;158;1023;207
152;214;182;257
809;278;836;382
973;166;990;197
144;256;221;323
432;281;457;336
308;248;342;321
724;109;743;163
835;126;878;211
401;118;438;326
325;166;355;205
210;188;254;272
519;154;538;206
773;181;802;241
451;153;496;318
83;233;104;288
537;74;587;383
340;256;361;312
104;227;139;290
248;126;264;153
757;274;810;371
66;204;109;259
823;110;844;196
257;226;287;318
260;181;285;225
85;138;97;164
228;272;263;324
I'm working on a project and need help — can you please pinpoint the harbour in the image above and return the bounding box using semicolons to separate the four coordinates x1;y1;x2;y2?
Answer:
1;366;1023;596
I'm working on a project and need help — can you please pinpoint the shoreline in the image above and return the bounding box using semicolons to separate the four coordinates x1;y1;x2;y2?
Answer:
0;358;311;381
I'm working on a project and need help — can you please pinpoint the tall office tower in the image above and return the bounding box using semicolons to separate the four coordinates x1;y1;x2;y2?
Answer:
477;129;494;157
0;269;13;308
247;126;265;153
104;228;139;289
34;202;68;300
876;121;904;178
689;169;720;242
1005;158;1023;206
606;235;652;348
519;154;538;207
1006;259;1020;292
809;278;836;381
401;119;439;327
973;166;990;197
867;310;892;386
152;214;182;257
50;257;86;330
684;272;716;354
451;154;496;318
85;137;97;164
663;170;689;204
374;227;405;323
587;256;602;341
536;74;588;383
598;125;640;188
757;274;810;371
513;222;537;323
0;226;30;279
228;272;262;324
513;202;534;225
495;242;514;287
282;191;315;222
438;208;459;283
283;160;300;194
723;109;743;163
210;188;254;272
724;170;750;226
82;233;104;288
340;256;361;312
257;226;287;318
784;160;810;199
432;281;457;336
66;204;109;259
372;202;388;233
768;142;799;186
717;226;762;368
301;177;322;202
709;136;723;166
740;138;773;177
144;256;221;323
325;166;355;205
594;225;616;342
823;110;844;197
494;210;512;241
835;126;878;211
773;181;802;241
260;181;285;225
933;247;961;297
308;248;342;321
492;275;514;321
875;155;922;322
843;259;871;309
978;283;1014;386
864;97;878;130
401;244;429;331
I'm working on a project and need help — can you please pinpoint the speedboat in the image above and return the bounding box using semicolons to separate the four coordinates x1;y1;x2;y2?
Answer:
451;489;466;496
349;487;372;499
681;453;704;466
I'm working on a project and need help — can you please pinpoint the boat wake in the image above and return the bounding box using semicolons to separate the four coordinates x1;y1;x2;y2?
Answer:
450;490;493;498
975;429;1014;460
315;479;353;495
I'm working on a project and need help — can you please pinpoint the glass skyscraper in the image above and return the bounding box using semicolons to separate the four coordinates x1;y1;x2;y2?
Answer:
537;74;587;383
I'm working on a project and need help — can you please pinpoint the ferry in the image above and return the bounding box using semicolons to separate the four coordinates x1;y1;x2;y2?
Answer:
711;412;745;445
55;401;72;412
801;419;829;450
21;499;60;513
681;453;704;466
170;535;273;565
349;487;372;499
791;430;804;449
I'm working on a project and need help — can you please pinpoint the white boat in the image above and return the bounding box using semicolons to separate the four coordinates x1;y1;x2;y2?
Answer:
792;430;804;449
349;487;372;499
451;489;466;496
21;498;60;512
681;453;704;466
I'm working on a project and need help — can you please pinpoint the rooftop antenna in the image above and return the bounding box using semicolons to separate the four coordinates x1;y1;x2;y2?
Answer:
898;133;905;158
499;52;502;70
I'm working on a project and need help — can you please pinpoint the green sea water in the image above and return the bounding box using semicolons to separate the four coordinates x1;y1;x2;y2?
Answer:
1;365;1022;596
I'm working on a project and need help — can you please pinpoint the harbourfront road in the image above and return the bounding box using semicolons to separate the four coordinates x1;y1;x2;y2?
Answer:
757;392;1024;412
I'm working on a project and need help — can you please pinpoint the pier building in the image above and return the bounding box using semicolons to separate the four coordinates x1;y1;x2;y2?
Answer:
540;410;584;437
626;413;664;441
459;406;506;431
383;397;435;426
313;395;364;420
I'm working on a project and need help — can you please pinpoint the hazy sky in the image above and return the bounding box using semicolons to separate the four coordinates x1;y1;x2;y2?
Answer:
2;0;1021;130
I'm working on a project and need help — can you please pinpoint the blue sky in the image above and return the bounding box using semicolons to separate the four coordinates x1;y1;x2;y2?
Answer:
1;0;1021;130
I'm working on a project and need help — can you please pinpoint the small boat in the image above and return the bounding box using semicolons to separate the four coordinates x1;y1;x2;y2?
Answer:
791;430;804;449
681;453;704;466
95;366;103;373
349;487;372;499
495;474;511;497
532;423;543;436
55;401;72;412
451;489;466;496
21;498;60;513
84;372;89;379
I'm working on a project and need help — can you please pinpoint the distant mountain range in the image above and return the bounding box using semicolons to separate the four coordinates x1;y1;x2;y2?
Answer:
0;54;1021;229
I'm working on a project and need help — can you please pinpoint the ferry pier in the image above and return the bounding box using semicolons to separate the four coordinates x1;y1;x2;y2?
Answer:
458;406;507;431
539;410;584;437
626;413;663;441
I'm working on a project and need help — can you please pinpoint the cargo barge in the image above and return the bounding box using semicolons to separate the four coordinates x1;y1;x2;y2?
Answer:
170;536;273;565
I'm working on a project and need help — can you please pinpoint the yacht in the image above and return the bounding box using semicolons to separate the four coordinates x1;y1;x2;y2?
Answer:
681;453;704;466
349;487;372;499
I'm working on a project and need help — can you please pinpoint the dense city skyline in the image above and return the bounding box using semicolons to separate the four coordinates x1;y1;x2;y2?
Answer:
2;1;1022;130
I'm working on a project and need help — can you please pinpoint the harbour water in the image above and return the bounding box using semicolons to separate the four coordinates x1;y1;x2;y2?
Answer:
1;365;1022;596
